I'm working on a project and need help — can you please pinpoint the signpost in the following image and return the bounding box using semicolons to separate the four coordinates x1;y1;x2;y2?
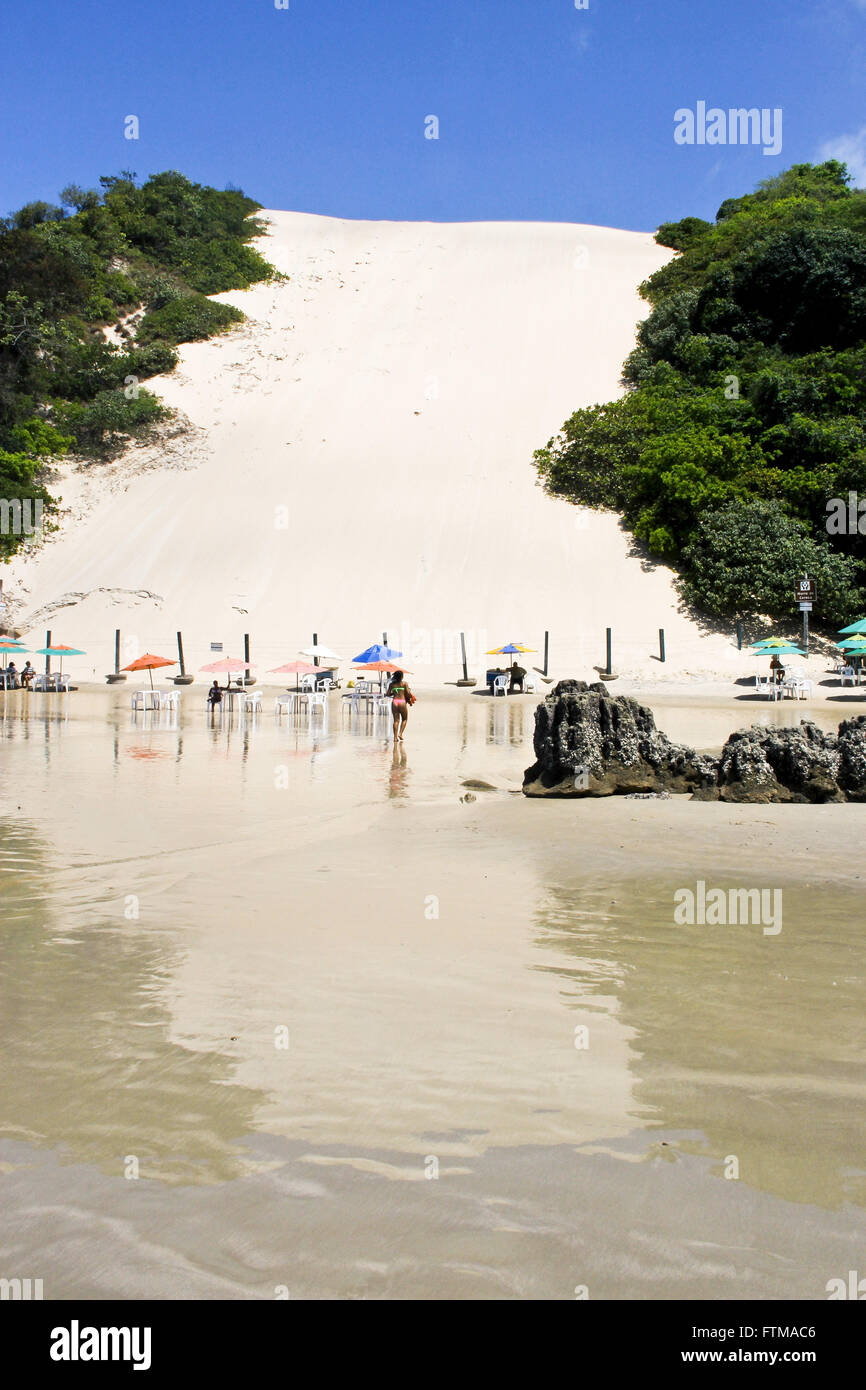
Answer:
796;575;817;654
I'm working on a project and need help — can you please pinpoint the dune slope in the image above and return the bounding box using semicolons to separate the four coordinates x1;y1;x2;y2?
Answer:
6;212;736;682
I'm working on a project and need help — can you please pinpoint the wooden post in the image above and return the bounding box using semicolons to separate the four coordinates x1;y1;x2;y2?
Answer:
802;608;810;655
659;628;666;663
176;631;186;675
382;631;388;648
244;632;251;682
605;627;612;677
460;632;468;681
45;629;51;676
543;631;549;677
114;629;121;675
313;632;318;667
736;620;743;651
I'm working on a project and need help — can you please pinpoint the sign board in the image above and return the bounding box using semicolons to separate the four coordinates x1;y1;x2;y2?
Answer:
210;642;223;652
799;601;813;612
795;578;817;603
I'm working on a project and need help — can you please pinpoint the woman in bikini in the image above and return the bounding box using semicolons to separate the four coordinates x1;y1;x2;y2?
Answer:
386;669;414;741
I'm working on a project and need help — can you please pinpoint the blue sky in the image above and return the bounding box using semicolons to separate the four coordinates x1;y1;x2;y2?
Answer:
2;0;865;229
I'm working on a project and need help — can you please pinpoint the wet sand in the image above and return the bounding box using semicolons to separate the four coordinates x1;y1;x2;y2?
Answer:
0;687;864;1299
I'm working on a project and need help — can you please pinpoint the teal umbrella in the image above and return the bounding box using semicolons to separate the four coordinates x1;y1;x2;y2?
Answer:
33;644;85;678
838;618;866;635
752;646;806;656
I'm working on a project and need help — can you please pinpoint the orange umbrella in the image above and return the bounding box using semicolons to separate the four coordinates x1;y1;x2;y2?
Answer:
122;653;178;690
355;661;412;673
353;660;412;691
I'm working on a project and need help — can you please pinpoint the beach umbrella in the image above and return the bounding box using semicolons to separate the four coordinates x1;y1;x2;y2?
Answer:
752;645;806;657
838;637;866;665
200;656;254;687
486;641;536;669
33;643;85;677
750;636;799;649
838;618;866;635
122;653;178;690
352;643;402;664
354;659;413;691
300;644;342;662
268;660;321;691
354;661;412;674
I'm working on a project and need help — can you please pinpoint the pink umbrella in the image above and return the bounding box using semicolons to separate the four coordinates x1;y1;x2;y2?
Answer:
268;659;321;691
200;656;253;689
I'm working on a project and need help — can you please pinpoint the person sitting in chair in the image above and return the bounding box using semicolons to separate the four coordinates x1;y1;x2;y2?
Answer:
21;660;34;689
509;664;526;693
769;655;786;684
207;680;222;708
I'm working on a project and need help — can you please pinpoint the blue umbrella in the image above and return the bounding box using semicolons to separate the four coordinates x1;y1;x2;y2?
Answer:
353;643;403;664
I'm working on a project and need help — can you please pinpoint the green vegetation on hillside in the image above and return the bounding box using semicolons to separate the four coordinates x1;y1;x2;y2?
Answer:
534;162;866;624
0;171;275;559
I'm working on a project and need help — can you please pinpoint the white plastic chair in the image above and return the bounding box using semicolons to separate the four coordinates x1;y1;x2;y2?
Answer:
841;666;856;687
523;674;537;693
132;689;159;710
307;692;327;718
493;674;508;697
158;690;179;709
274;693;295;718
34;674;50;692
754;675;778;700
299;675;316;692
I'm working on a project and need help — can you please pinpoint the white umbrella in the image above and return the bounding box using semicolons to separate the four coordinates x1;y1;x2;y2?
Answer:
299;644;342;661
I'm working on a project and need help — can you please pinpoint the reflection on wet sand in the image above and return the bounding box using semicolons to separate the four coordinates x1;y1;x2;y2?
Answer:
0;816;268;1184
535;879;866;1210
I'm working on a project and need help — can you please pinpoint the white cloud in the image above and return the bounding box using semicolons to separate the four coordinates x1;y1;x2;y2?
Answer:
818;126;866;185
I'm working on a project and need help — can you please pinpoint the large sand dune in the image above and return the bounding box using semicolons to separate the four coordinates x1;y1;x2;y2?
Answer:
5;212;739;684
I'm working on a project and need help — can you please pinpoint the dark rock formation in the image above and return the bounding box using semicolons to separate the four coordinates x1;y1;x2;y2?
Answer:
837;715;866;801
522;681;716;797
715;723;842;804
522;681;866;803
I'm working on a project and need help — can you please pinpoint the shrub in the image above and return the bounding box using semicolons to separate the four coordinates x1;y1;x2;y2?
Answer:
136;293;243;346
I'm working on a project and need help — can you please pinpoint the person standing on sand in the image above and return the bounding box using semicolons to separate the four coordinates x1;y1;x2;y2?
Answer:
386;669;415;741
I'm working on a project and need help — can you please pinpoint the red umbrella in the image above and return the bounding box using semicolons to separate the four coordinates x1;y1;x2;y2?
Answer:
122;653;178;690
